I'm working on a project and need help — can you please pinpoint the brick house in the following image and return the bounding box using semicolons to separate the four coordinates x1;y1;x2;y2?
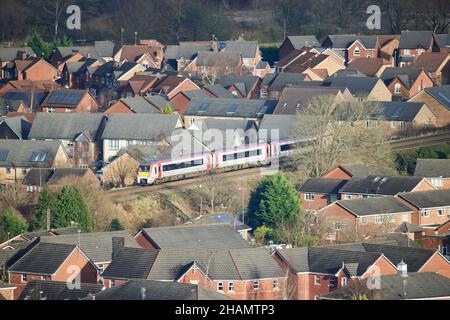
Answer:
397;31;438;67
414;159;450;190
279;35;320;61
347;58;389;77
7;241;99;299
273;86;353;115
397;189;450;227
421;220;450;259
408;85;450;127
413;52;450;86
168;90;209;115
223;40;262;75
217;75;262;99
0;47;35;80
113;44;164;69
105;96;177;115
0;97;28;116
101;243;286;300
0;140;70;186
14;59;58;81
374;101;436;136
17;280;103;300
40;89;99;113
259;73;312;100
134;224;251;250
316;196;415;237
28;113;107;168
380;67;434;99
328;243;450;279
339;176;435;200
327;75;393;101
299;178;348;212
185;51;244;78
322;164;370;180
273;246;398;300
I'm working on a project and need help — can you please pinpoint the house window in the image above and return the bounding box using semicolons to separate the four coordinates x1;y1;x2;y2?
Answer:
335;222;343;231
109;280;115;288
228;282;235;292
442;245;448;256
361;216;368;225
273;279;279;289
418;49;425;55
400;121;406;130
344;194;352;200
305;193;315;201
375;215;383;224
353;47;360;56
314;276;321;286
21;168;27;175
341;277;348;287
253;280;260;290
437;208;445;217
402;214;409;222
388;214;396;223
217;282;224;291
48;108;55;113
5;167;11;174
108;140;119;151
422;209;431;217
394;84;401;94
329;277;336;288
404;49;411;56
21;274;27;284
431;179;443;188
260;91;267;98
314;295;320;300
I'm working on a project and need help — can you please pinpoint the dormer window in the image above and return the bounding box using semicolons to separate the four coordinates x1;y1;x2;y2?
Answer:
353;47;360;56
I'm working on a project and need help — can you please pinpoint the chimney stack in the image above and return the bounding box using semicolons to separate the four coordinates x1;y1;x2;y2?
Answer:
112;237;125;259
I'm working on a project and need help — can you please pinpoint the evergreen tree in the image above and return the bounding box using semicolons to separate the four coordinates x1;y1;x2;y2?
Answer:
247;173;301;228
0;207;28;238
160;104;174;115
33;189;57;231
109;218;124;231
28;34;52;60
54;186;92;232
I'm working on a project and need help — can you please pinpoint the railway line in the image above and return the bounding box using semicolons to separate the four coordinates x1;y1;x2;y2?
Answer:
106;166;265;202
390;131;450;151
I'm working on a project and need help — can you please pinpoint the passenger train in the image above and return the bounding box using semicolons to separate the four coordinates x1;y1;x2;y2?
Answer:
137;138;307;185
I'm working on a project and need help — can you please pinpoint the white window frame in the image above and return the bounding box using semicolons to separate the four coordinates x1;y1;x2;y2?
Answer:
341;277;348;287
375;215;383;224
108;140;120;151
217;281;224;291
404;49;411;56
353;47;361;57
431;179;443;188
442;244;448;256
314;276;321;286
305;193;315;201
273;279;279;289
329;277;336;288
394;83;401;94
437;208;445;217
422;209;431;217
21;274;27;284
361;216;368;225
402;214;409;222
228;282;235;292
253;280;260;290
344;194;352;200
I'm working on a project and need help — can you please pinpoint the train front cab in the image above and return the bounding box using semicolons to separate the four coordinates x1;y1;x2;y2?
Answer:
137;163;157;185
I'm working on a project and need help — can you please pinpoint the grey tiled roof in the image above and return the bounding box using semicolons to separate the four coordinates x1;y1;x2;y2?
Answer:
0;47;35;61
399;31;434;49
0;140;63;168
225;41;258;59
328;76;381;96
118;97;162;114
142;224;251;250
322;273;450;300
434;33;450;48
8;242;77;275
218;75;260;97
92;279;230;300
101;114;180;140
422;85;450;110
204;84;236;98
373;101;427;121
277;247;383;276
287;36;320;49
299;178;348;194
40;230;140;264
0;116;31;139
414;159;450;178
336;196;413;217
380;67;424;89
398;189;450;209
339;176;425;195
339;164;370;178
184;98;276;119
18;280;102;300
28;113;106;140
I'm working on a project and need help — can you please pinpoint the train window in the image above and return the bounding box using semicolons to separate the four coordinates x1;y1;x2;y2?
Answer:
162;159;204;172
139;166;150;172
281;144;292;152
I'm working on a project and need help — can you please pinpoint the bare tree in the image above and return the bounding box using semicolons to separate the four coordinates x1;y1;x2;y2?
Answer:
104;155;139;188
290;96;393;179
44;0;69;39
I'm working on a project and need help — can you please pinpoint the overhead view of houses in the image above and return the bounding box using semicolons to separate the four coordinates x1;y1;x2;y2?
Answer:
0;1;450;305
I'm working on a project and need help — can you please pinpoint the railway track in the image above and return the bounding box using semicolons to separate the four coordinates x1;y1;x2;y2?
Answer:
106;167;265;202
390;131;450;151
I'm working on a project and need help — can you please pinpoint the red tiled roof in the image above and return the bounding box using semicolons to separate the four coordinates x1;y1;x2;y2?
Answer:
413;52;449;73
347;58;385;76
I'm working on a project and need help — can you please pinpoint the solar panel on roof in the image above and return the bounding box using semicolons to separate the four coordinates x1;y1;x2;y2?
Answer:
437;92;450;104
47;91;84;105
199;103;209;112
30;152;47;162
0;150;9;161
258;105;269;114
